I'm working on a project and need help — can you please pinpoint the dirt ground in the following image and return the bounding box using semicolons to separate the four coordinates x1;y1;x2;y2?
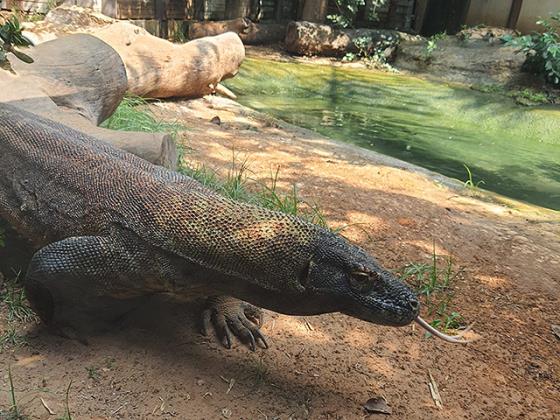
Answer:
1;96;559;419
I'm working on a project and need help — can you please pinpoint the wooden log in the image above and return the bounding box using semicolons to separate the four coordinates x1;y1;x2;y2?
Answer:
11;33;127;125
0;76;178;169
188;17;251;39
285;21;400;58
240;22;286;45
2;33;178;169
188;18;286;45
92;22;245;98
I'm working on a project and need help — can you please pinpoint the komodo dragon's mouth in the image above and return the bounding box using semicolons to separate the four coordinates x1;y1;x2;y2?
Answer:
415;316;476;344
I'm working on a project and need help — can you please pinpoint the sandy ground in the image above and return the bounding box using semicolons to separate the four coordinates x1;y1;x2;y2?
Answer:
1;96;559;419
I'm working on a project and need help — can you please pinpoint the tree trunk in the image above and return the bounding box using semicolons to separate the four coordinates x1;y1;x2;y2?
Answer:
188;18;286;45
301;0;328;23
285;21;400;58
92;22;245;98
11;33;126;125
188;17;251;39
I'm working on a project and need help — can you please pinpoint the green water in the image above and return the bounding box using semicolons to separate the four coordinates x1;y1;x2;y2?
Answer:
225;58;560;211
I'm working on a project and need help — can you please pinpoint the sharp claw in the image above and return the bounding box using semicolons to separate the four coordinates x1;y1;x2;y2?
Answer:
255;330;268;349
248;332;256;351
222;327;232;349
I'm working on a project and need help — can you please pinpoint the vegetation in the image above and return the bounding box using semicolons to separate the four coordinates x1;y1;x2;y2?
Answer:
472;83;552;105
2;274;36;323
342;34;397;69
86;366;100;381
0;328;26;349
0;15;34;73
462;164;485;191
399;244;465;332
503;12;560;86
328;0;387;28
423;32;447;62
0;366;26;419
101;96;183;137
56;381;73;420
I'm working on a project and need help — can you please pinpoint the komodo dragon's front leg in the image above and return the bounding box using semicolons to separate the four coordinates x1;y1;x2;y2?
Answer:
23;233;268;349
24;234;169;335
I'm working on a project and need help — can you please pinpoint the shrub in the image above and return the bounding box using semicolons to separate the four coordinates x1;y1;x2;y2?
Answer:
503;12;560;86
328;0;387;28
0;15;33;72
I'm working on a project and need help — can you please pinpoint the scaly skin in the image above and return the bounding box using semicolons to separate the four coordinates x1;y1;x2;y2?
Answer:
0;104;420;349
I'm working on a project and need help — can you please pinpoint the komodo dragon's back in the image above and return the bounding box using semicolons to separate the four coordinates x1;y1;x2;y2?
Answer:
0;103;421;349
0;103;319;291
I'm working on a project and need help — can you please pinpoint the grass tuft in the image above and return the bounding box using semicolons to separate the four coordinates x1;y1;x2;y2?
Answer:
1;274;36;323
462;164;485;192
101;96;184;139
55;380;73;420
85;366;99;381
0;328;26;349
0;366;27;419
399;242;465;331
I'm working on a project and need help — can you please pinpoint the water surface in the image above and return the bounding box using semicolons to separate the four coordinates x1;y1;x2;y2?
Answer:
225;58;560;211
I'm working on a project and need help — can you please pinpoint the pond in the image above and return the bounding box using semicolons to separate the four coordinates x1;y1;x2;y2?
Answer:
225;57;560;211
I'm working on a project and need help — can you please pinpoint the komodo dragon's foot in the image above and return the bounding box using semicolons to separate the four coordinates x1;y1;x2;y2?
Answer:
201;296;268;351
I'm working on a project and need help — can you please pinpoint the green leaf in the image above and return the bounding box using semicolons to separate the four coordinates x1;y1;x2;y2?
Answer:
10;47;33;63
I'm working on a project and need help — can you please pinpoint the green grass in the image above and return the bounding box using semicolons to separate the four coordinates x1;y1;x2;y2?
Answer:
55;381;73;420
510;88;549;105
471;84;552;105
0;366;27;419
462;164;485;191
101;96;184;139
399;243;465;331
178;157;329;227
0;328;26;349
85;366;99;381
1;274;36;323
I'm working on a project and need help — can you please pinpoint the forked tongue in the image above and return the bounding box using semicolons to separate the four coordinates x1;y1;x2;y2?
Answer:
415;316;477;344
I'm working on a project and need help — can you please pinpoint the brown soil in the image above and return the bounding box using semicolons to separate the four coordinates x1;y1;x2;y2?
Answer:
1;97;559;419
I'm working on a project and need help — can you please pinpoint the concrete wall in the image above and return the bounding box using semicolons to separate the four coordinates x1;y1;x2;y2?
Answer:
465;0;560;33
517;0;560;33
465;0;512;28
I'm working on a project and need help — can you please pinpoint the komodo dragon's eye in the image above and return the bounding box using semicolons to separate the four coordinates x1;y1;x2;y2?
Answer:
349;271;378;293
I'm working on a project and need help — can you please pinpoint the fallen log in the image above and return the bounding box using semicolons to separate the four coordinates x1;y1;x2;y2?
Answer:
188;18;286;45
92;22;245;98
285;21;400;58
241;22;286;45
3;33;178;169
188;17;251;39
11;33;126;125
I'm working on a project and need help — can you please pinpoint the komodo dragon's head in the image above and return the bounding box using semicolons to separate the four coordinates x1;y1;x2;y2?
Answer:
299;232;419;327
288;231;472;343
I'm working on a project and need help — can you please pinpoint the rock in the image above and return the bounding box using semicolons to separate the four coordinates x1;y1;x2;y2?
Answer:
285;21;400;59
395;37;526;85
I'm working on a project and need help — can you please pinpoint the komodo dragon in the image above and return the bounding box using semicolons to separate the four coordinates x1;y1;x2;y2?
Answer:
0;103;469;348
